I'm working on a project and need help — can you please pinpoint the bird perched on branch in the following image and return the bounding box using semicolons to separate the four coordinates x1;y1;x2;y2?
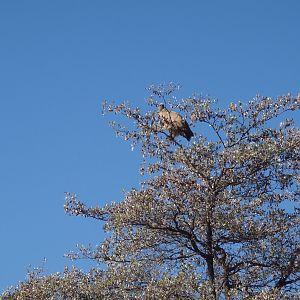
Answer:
158;104;194;141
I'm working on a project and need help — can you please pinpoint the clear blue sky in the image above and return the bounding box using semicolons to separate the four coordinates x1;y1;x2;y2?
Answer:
0;0;299;292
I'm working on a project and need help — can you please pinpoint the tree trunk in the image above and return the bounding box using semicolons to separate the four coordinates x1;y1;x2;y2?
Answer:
206;220;217;300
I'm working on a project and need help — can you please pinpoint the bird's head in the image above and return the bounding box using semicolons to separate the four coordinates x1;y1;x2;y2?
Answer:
158;103;165;111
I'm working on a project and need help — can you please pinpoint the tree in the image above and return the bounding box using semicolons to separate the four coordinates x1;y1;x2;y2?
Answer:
2;84;300;299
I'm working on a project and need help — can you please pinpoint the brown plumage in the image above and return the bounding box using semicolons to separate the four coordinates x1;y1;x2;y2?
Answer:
158;104;194;141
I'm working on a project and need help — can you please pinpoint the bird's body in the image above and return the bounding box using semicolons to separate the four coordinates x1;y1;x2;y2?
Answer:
158;104;194;141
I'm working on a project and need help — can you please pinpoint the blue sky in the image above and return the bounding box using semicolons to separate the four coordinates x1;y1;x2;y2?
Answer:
0;0;299;292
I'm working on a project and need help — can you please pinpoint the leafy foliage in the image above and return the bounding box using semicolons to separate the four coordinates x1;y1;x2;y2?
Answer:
2;85;300;299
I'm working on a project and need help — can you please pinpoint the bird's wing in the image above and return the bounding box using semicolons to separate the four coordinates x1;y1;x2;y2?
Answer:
158;109;185;129
169;111;184;126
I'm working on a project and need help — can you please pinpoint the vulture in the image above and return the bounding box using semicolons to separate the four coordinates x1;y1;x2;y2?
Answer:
158;104;194;141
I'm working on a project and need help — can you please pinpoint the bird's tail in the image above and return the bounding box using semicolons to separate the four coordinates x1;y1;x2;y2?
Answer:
184;127;194;141
186;132;194;141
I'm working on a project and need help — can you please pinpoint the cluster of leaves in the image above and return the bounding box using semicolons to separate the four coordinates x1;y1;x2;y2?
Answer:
1;264;207;300
2;85;300;299
1;266;295;300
